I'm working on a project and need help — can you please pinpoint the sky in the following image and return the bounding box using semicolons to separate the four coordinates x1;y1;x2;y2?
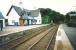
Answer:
0;0;76;16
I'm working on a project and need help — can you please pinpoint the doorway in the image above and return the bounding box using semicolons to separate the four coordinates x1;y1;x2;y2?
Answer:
0;20;3;27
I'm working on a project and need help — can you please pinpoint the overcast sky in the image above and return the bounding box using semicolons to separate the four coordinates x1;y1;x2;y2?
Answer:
0;0;76;16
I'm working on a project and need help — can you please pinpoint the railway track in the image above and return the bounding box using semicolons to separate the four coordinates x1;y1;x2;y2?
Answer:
14;25;58;50
28;26;58;50
0;25;53;50
46;28;57;50
0;25;51;45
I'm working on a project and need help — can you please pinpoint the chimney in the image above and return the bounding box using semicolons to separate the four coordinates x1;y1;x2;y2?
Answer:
19;1;23;10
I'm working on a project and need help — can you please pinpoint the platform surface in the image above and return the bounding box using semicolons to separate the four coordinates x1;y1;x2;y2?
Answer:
0;24;49;37
54;24;74;50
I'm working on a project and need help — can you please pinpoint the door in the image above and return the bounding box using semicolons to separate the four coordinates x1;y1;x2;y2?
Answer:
5;19;8;26
27;19;29;25
0;20;3;27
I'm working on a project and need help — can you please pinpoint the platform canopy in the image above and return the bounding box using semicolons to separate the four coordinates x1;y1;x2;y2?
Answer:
0;12;5;19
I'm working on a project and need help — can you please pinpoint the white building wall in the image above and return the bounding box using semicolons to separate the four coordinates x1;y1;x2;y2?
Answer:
24;20;27;25
8;8;20;25
33;12;42;24
0;19;5;27
3;19;5;27
29;20;32;24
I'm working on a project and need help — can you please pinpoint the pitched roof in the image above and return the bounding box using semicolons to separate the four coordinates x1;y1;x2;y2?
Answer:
23;9;40;17
30;10;39;17
0;12;4;19
13;5;22;16
6;5;22;16
6;5;40;17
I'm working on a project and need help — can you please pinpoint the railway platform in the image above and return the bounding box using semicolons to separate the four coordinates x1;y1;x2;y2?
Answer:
54;24;74;50
0;24;49;37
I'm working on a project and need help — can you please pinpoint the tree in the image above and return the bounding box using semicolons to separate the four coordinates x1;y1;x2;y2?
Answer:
39;8;64;24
